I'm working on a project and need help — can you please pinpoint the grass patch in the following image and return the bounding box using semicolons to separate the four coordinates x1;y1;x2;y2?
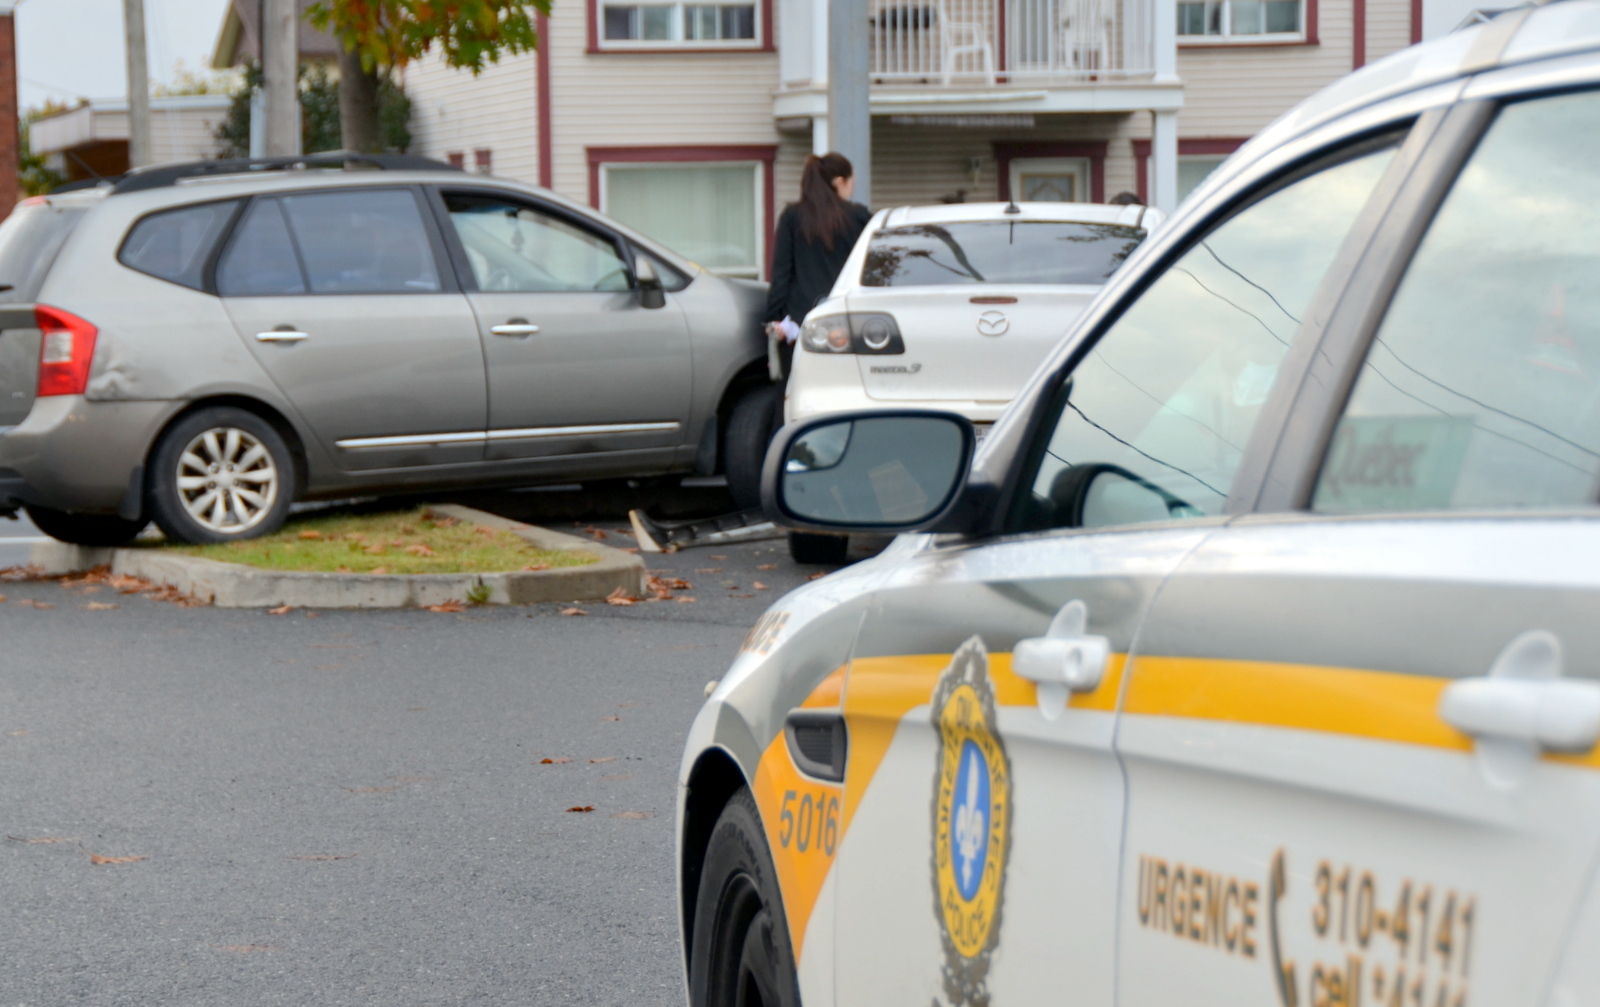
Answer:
159;507;596;575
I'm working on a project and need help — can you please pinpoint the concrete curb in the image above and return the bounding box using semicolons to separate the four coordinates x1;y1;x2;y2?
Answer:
26;504;647;609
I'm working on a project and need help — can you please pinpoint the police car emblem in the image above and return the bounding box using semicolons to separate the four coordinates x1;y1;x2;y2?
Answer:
930;636;1012;1006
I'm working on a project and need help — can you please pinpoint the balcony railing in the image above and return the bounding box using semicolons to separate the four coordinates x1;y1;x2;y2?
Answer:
868;0;1153;84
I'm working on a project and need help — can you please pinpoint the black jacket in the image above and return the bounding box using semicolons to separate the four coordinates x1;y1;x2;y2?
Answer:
764;201;873;324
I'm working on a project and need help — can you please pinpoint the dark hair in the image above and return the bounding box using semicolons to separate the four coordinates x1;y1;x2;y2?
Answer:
796;152;854;250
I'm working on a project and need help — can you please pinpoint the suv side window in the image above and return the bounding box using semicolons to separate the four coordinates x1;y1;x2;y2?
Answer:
1313;90;1600;513
442;194;632;293
280;189;442;294
217;198;305;296
1017;141;1399;531
119;201;238;291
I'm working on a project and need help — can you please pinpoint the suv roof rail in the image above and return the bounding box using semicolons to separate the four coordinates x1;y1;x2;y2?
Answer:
110;151;461;194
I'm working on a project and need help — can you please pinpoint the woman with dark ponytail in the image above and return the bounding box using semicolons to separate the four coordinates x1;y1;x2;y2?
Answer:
764;152;873;368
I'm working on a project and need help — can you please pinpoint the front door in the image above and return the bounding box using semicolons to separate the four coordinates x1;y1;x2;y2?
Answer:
437;191;693;465
218;187;487;471
1008;157;1089;203
1117;84;1600;1007
831;114;1400;1005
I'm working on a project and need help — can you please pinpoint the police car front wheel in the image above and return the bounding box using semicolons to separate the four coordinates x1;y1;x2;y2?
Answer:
688;788;800;1007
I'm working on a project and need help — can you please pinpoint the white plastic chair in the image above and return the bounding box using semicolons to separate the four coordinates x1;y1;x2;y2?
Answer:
938;0;997;84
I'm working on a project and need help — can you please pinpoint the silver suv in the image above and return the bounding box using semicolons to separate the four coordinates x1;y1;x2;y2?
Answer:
0;154;774;544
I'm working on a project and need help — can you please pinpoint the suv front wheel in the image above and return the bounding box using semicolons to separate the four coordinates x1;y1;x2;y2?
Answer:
147;407;295;544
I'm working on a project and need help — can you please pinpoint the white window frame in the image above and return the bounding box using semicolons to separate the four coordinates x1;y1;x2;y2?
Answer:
596;0;763;49
598;160;765;279
1009;157;1092;204
1177;0;1306;44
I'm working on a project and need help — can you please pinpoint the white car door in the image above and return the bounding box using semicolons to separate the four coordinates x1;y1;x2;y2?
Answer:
827;127;1403;1006
1116;86;1600;1007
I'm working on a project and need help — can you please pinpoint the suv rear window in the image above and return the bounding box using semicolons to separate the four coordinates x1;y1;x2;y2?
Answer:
0;198;88;302
862;220;1146;287
119;200;239;291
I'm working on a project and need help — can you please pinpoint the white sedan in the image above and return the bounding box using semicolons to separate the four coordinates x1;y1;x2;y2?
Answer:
784;200;1162;428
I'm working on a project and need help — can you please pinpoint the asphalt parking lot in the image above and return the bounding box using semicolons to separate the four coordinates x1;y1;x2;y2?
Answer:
0;493;853;1005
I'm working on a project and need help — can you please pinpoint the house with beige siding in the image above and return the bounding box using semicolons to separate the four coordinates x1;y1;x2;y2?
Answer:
398;0;1470;279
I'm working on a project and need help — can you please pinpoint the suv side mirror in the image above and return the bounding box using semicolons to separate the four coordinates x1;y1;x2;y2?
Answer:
760;410;975;533
635;257;666;310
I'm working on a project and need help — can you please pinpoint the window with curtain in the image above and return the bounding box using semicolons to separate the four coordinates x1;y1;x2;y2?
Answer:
602;163;761;278
600;2;758;45
1178;0;1303;40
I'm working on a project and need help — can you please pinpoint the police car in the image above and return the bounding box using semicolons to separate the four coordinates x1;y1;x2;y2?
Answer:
678;5;1600;1005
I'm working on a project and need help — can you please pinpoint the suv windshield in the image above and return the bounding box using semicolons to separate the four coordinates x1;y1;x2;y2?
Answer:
862;220;1146;287
0;198;89;302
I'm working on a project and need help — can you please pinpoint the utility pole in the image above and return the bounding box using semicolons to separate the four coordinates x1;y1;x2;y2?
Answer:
827;0;871;205
122;0;152;168
261;0;300;156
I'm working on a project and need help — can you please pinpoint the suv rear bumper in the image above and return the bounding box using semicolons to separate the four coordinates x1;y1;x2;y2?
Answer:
0;396;175;514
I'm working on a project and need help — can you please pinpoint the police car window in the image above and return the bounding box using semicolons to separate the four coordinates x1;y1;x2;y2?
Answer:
280;189;442;295
1019;142;1397;531
443;195;631;293
1314;90;1600;514
119;201;238;291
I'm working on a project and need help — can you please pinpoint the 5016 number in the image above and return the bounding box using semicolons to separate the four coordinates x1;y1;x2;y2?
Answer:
779;789;840;857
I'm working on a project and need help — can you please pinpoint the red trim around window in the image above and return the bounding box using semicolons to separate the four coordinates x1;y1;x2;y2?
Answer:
1353;0;1366;67
1178;0;1318;47
538;10;553;188
586;144;778;277
1410;0;1422;43
1133;137;1248;203
585;0;774;53
993;141;1108;203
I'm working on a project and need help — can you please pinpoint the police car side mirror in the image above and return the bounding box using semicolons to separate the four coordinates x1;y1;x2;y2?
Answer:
634;257;666;310
760;410;975;533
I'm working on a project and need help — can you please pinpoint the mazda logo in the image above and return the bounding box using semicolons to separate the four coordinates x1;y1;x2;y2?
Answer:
977;310;1009;337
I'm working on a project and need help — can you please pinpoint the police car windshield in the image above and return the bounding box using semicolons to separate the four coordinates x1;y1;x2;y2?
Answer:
861;221;1145;287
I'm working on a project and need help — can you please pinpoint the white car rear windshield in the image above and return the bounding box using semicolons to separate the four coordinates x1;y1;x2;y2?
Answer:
862;220;1146;287
0;199;88;302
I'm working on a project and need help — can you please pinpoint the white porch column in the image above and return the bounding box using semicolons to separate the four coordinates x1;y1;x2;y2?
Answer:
1151;110;1178;213
812;116;830;155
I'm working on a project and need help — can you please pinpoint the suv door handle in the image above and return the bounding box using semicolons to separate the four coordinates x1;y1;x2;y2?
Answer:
1439;630;1600;787
255;330;308;342
1013;599;1110;719
490;322;540;337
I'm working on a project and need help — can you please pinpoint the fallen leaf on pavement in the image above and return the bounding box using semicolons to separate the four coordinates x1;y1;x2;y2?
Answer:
298;530;323;540
566;805;595;813
14;599;52;609
426;600;465;613
589;756;617;763
621;547;640;553
808;571;828;580
540;757;572;764
584;526;607;540
88;852;146;865
754;582;769;591
0;564;46;582
340;786;399;793
602;715;620;721
695;568;722;573
612;811;654;820
8;730;25;736
0;594;6;602
559;606;587;616
304;611;320;618
7;836;75;843
758;564;778;570
288;854;354;861
267;605;292;615
710;554;727;560
82;602;118;610
614;528;632;536
605;587;636;606
521;563;549;571
675;597;698;604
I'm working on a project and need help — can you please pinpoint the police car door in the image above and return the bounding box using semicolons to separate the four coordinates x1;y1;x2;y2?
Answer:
1116;87;1600;1007
829;126;1403;1007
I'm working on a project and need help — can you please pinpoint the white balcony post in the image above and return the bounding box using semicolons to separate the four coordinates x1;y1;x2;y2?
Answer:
812;116;830;155
1153;0;1178;82
1151;109;1178;212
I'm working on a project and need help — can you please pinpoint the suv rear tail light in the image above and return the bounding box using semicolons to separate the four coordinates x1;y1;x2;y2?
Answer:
35;305;98;397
